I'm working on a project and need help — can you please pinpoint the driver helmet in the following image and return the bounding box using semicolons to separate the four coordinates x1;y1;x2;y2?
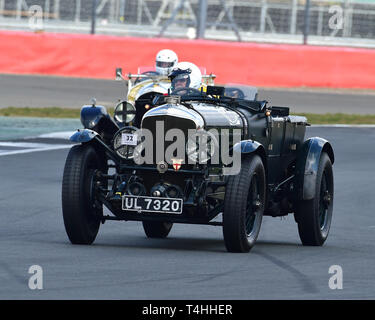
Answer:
155;49;178;76
168;62;202;91
169;68;191;91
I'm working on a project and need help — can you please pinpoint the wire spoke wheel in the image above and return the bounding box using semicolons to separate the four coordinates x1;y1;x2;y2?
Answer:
62;145;107;245
223;155;266;253
296;152;334;246
319;171;332;229
245;174;262;238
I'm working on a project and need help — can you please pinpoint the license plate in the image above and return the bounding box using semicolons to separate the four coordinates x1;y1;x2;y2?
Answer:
122;195;183;214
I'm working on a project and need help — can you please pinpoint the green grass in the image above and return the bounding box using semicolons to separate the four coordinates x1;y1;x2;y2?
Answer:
0;107;80;118
297;113;375;125
0;107;115;118
0;107;374;124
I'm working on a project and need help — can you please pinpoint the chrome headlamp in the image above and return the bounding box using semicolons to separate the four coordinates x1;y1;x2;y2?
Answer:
114;101;136;124
113;126;139;160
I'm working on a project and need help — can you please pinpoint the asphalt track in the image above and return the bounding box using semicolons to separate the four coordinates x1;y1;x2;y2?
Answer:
1;74;375;114
0;126;374;299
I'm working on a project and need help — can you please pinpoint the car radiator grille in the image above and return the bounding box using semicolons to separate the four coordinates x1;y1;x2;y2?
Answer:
141;115;196;165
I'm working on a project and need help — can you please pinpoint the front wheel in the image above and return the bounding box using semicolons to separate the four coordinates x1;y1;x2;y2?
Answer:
223;155;266;253
62;144;105;245
142;221;173;238
295;152;334;246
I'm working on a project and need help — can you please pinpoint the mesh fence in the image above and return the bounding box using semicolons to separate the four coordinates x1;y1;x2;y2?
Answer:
0;0;375;44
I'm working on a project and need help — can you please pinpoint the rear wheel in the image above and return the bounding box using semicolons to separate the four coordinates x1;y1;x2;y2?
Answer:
223;155;266;253
142;221;173;238
296;152;334;246
62;144;105;245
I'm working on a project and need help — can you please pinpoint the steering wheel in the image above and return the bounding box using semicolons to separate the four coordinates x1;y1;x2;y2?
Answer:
134;71;160;84
171;87;202;96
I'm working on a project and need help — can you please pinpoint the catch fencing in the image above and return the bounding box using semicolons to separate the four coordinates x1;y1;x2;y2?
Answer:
0;0;375;46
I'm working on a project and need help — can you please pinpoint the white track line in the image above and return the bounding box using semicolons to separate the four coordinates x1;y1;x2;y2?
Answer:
0;144;72;157
33;131;75;139
0;142;60;148
1;124;374;157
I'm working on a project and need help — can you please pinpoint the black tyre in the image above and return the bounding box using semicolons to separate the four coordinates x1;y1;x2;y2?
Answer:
142;221;173;238
296;152;334;246
223;155;266;253
62;144;105;245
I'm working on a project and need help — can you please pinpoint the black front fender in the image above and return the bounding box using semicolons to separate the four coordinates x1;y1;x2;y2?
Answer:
295;137;334;200
233;140;266;157
232;140;267;176
70;129;98;143
233;139;267;164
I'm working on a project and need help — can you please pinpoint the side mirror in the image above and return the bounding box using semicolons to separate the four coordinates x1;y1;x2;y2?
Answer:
115;68;123;81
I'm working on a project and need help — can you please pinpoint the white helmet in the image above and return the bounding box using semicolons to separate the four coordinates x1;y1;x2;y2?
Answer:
170;62;202;90
155;49;178;76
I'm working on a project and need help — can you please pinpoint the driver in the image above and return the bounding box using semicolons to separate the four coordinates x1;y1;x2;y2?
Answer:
155;49;178;76
168;62;202;93
169;69;191;91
